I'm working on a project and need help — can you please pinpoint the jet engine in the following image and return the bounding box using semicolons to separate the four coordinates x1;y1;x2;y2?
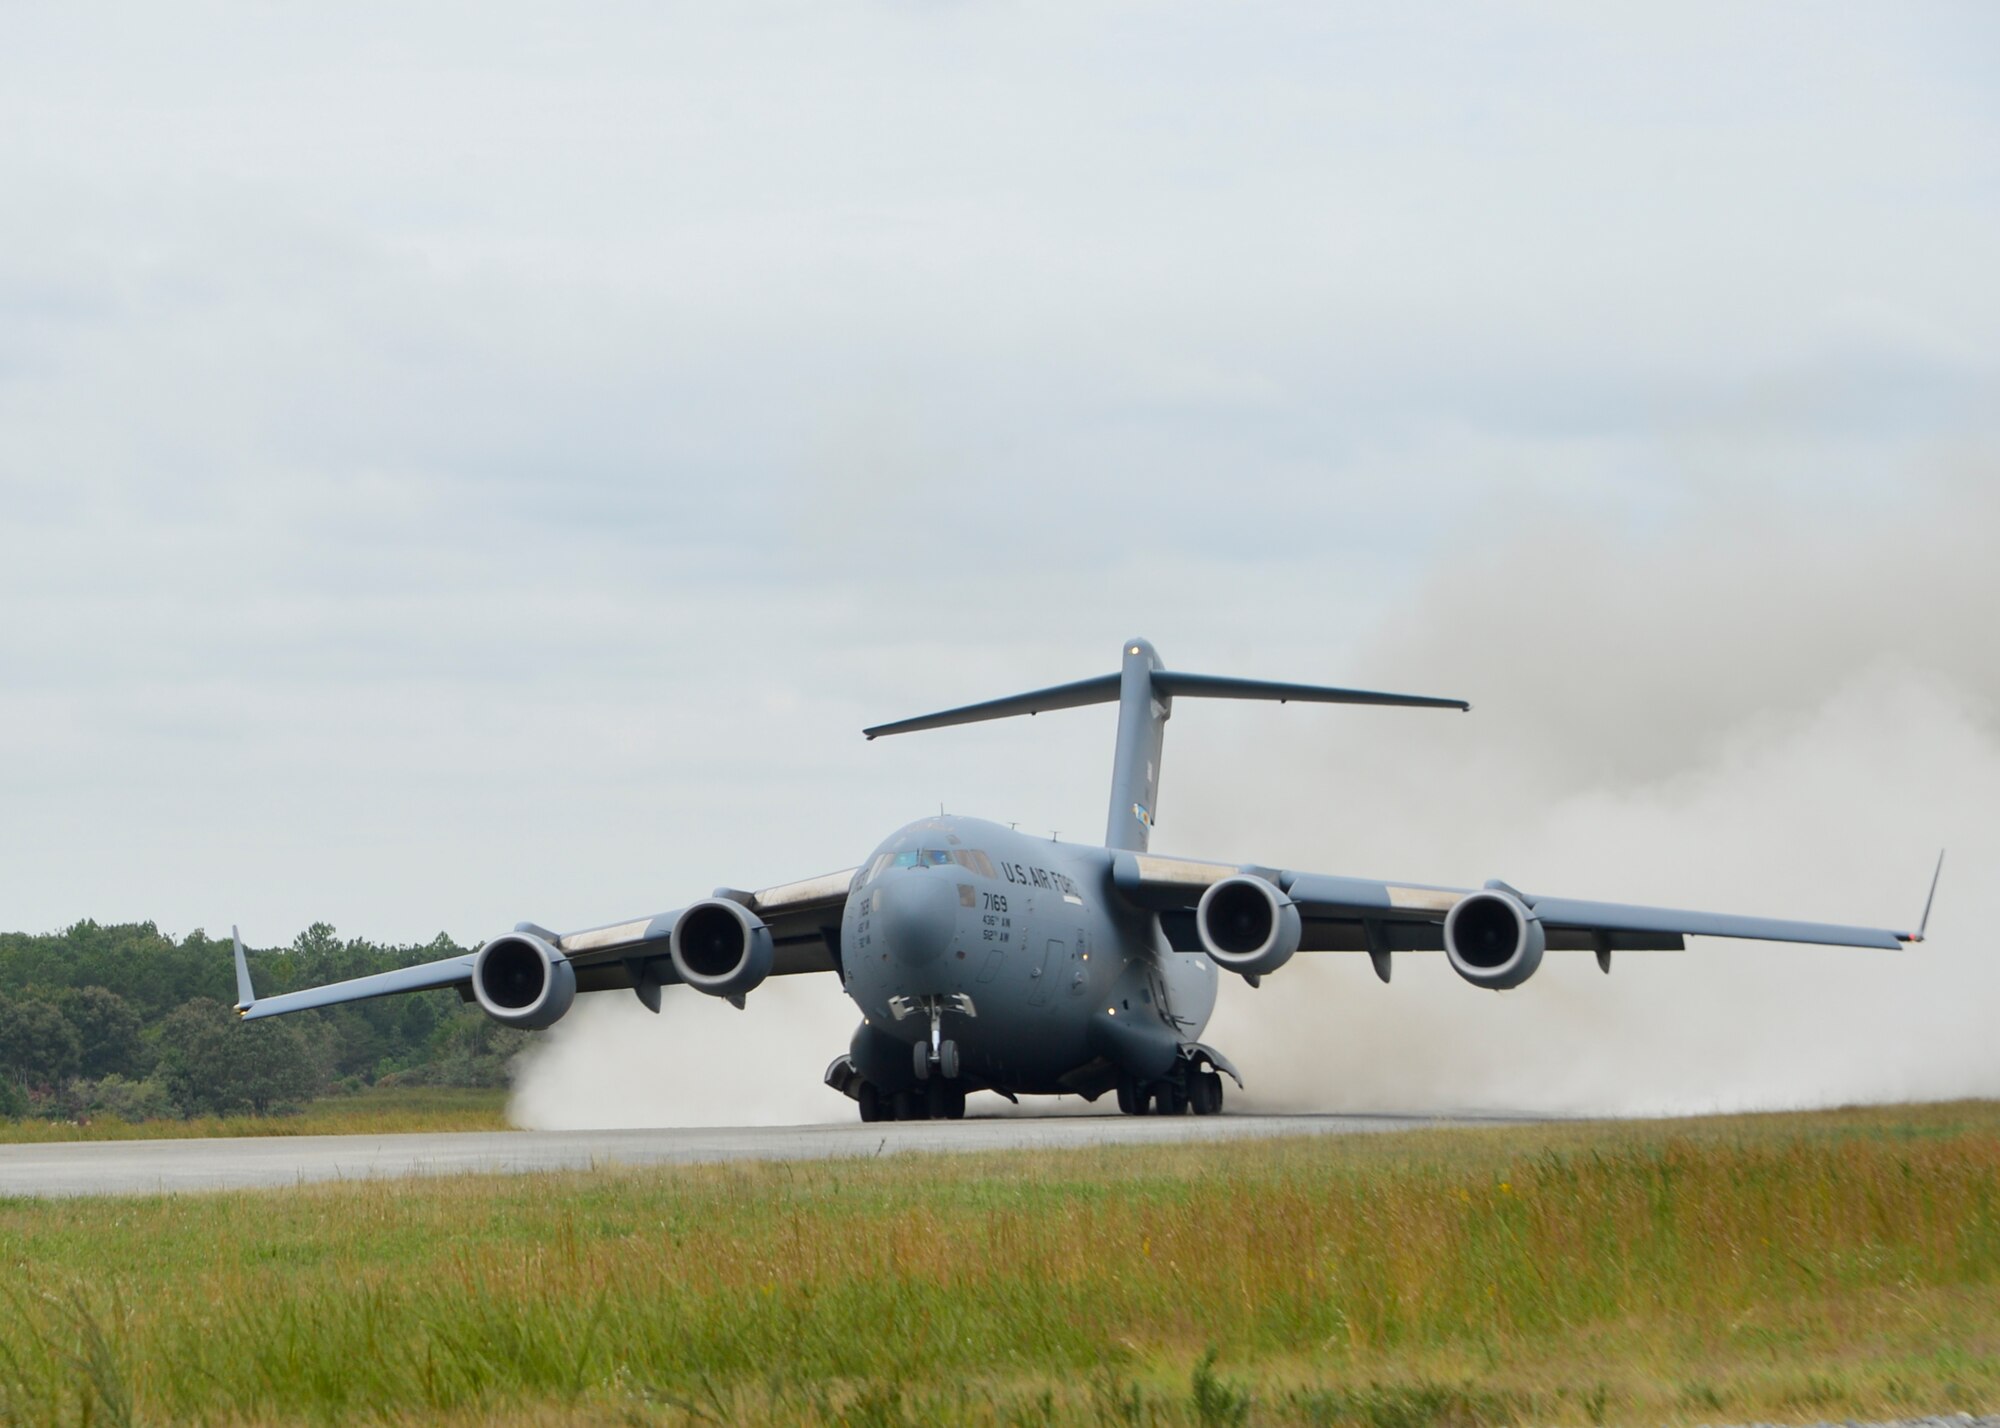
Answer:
669;898;775;1000
1443;890;1545;990
1195;875;1301;979
471;932;577;1029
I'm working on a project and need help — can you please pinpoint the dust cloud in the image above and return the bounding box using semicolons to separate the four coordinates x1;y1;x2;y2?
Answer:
1204;675;1996;1117
510;974;858;1129
1199;479;1998;1117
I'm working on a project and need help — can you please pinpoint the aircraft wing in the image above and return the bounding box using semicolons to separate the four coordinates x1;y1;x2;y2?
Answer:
1113;851;1929;977
235;867;858;1020
556;868;856;984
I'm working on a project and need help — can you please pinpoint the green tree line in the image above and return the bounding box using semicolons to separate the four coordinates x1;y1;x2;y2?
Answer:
0;922;529;1121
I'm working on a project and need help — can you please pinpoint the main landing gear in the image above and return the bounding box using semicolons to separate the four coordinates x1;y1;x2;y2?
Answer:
856;1076;967;1122
1117;1061;1224;1116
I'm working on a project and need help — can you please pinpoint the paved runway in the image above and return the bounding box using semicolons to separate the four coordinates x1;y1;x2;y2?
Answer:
0;1112;1496;1198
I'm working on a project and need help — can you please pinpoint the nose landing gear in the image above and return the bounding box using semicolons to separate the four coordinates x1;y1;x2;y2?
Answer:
903;995;969;1082
837;994;976;1122
901;1009;969;1119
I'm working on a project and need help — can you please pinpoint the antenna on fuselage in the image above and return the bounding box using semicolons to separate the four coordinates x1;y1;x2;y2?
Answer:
863;637;1468;854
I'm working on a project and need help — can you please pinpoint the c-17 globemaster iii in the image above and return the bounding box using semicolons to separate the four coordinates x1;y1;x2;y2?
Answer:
233;639;1941;1121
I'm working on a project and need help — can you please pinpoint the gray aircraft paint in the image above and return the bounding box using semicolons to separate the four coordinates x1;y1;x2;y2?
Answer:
1108;639;1169;851
233;639;1933;1119
839;817;1215;1099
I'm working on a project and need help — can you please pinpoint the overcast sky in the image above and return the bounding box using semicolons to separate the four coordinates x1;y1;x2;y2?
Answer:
3;5;1996;1115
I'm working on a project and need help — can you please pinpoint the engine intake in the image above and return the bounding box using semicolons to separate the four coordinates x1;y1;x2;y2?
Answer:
669;898;775;1000
471;933;577;1029
1443;890;1545;990
1195;875;1301;979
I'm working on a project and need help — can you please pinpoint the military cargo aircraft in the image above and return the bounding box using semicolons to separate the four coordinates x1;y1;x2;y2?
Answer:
233;639;1939;1121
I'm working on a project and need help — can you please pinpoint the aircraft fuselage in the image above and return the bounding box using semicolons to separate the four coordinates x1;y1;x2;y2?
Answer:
836;815;1219;1105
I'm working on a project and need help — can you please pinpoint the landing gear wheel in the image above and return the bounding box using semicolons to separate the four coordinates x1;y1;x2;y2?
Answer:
913;1040;931;1081
1162;1080;1190;1116
941;1082;967;1120
1190;1069;1224;1116
939;1039;961;1082
1116;1078;1140;1115
925;1078;948;1120
857;1082;883;1123
892;1090;925;1121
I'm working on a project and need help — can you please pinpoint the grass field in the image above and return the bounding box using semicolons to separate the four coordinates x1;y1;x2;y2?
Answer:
0;1085;511;1142
2;1102;1997;1426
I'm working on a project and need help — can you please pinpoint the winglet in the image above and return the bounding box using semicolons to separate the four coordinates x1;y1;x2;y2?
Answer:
1898;850;1945;944
232;925;256;1015
1922;849;1946;939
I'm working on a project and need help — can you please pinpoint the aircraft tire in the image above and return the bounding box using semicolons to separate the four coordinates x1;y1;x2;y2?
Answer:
1115;1079;1140;1115
1162;1081;1190;1116
939;1039;961;1081
913;1041;932;1081
937;1081;967;1120
1190;1070;1223;1116
892;1089;925;1121
857;1082;883;1123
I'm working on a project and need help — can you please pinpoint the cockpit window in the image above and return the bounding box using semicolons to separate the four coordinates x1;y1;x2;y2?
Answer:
864;848;998;882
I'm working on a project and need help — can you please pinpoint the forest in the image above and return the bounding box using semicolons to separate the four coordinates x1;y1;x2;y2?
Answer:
0;921;527;1121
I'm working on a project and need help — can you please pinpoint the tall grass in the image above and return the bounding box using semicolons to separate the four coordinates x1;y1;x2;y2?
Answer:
0;1102;1996;1425
0;1086;509;1142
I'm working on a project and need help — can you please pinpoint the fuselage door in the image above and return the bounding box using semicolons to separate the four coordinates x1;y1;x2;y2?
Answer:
1030;939;1060;1006
1148;964;1179;1028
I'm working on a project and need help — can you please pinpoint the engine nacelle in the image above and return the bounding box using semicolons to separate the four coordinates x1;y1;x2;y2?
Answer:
471;932;577;1029
1443;890;1546;990
1196;875;1302;979
669;898;775;1000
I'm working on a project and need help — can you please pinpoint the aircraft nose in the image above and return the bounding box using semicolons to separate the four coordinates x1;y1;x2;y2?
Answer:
874;872;959;967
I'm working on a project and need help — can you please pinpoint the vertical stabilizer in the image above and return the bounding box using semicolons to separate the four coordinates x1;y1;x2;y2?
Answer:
1106;640;1168;851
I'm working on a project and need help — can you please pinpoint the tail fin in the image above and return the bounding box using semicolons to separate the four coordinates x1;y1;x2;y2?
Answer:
864;638;1468;852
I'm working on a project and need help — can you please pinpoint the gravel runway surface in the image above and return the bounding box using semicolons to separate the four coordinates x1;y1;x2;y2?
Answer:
0;1110;1511;1198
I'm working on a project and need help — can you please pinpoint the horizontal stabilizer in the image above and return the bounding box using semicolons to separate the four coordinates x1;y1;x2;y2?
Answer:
864;674;1121;739
864;670;1465;739
865;639;1470;853
1152;671;1467;711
